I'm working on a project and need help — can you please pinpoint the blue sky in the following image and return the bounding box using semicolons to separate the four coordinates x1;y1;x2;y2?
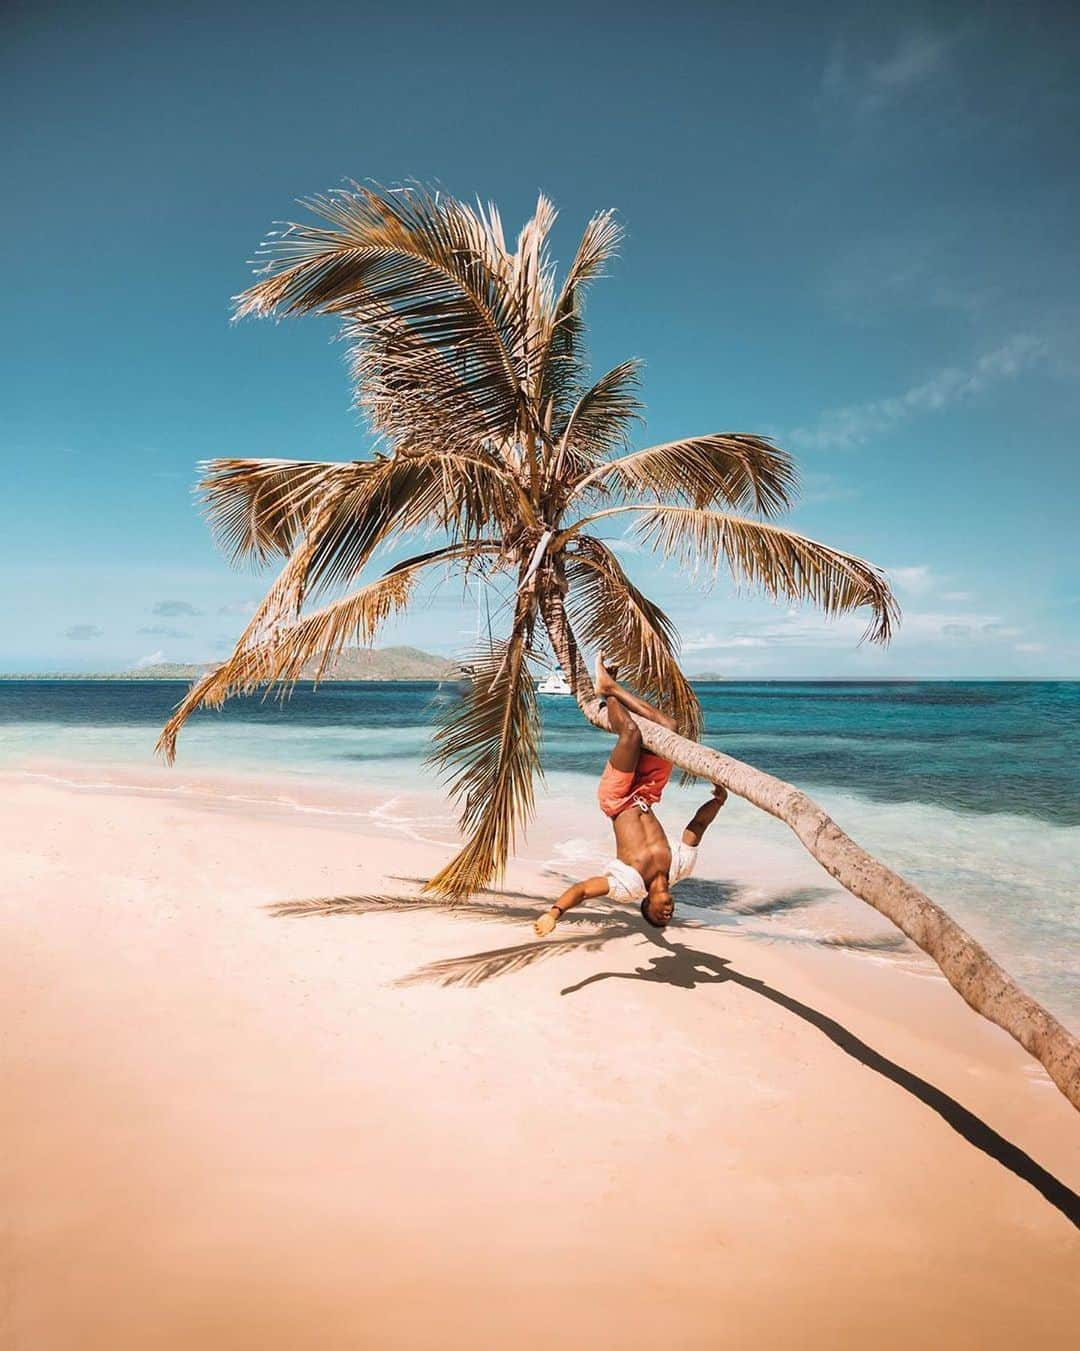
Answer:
4;0;1078;676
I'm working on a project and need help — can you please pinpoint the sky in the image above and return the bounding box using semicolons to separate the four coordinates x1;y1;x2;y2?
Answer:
3;0;1078;677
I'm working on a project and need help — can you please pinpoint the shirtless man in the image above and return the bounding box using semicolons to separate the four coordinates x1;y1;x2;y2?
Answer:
534;654;727;936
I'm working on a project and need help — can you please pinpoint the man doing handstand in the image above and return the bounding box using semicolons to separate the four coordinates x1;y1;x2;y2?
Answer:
534;654;726;936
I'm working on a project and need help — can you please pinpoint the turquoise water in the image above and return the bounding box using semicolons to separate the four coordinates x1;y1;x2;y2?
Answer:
2;679;1076;822
2;679;1077;1023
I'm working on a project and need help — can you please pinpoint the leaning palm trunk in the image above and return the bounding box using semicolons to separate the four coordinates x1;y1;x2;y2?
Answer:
541;588;1080;1111
158;182;1080;1112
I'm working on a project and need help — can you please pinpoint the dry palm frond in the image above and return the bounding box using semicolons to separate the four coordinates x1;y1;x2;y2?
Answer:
198;457;357;564
553;359;644;478
568;433;797;517
346;310;507;453
538;210;623;431
234;184;525;446
564;537;701;738
156;543;480;763
267;447;516;604
424;612;542;897
625;505;898;643
510;193;560;394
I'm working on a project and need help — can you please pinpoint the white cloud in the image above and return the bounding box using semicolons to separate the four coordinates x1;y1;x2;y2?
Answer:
941;590;973;602
681;631;719;653
792;335;1046;450
823;30;955;116
63;623;103;640
134;650;166;668
680;606;1033;655
889;565;935;595
905;613;1024;643
1014;642;1045;653
681;631;769;653
218;599;260;616
797;471;861;506
153;600;204;617
137;624;191;638
823;230;991;320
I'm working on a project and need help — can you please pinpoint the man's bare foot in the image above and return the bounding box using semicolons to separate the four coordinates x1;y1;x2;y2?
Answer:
534;909;558;938
594;652;617;696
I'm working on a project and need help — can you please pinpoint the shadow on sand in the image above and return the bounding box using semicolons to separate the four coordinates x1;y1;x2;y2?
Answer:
267;886;1079;1228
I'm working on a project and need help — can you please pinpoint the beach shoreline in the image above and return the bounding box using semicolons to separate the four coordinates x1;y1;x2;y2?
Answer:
3;765;1077;1348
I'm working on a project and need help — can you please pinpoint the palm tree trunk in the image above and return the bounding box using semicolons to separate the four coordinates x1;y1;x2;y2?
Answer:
539;586;1080;1111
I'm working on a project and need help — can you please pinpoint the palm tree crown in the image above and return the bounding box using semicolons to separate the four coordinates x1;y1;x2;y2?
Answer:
158;183;898;896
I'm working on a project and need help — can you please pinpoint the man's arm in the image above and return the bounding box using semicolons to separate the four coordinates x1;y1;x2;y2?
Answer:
534;875;610;937
682;785;727;846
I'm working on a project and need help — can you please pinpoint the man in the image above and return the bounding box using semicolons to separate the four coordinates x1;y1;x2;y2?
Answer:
534;654;727;935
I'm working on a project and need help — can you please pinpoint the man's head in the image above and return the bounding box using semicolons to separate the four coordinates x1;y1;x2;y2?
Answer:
641;874;674;928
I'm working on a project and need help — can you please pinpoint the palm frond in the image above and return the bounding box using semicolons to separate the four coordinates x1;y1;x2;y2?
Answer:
198;457;356;564
628;505;898;643
569;433;797;517
552;359;644;479
424;609;542;897
233;184;525;445
563;536;702;737
260;447;516;603
511;193;560;394
556;209;623;301
538;210;623;431
345;310;512;451
157;543;480;763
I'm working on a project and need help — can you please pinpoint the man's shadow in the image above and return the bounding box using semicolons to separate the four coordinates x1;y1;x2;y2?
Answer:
561;935;1080;1227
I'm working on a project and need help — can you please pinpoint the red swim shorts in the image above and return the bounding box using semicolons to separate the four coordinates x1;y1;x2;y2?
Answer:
597;753;674;819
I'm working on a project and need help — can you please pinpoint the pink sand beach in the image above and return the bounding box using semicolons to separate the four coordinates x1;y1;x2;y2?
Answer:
3;766;1078;1349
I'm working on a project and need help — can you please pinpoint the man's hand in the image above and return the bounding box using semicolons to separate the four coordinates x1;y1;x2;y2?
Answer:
534;908;559;938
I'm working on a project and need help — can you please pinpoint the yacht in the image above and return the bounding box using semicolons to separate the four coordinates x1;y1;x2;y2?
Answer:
536;670;573;696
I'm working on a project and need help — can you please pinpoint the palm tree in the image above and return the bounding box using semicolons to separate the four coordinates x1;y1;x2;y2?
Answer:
158;185;1078;1109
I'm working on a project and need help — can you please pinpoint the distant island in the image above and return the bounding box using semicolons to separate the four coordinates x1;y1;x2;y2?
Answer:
3;645;729;684
1;645;463;682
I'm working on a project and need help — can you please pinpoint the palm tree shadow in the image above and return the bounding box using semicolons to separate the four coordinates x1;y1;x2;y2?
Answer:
561;936;1080;1228
266;888;1078;1226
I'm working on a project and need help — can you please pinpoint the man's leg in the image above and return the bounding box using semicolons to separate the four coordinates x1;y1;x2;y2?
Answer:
604;684;645;771
594;654;678;732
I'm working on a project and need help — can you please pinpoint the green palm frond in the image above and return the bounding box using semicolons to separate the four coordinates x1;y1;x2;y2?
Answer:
424;609;542;897
568;433;797;517
156;543;481;763
563;537;702;738
626;505;898;642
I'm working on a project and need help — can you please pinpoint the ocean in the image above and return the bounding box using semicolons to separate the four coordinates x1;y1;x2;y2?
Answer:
3;679;1077;1024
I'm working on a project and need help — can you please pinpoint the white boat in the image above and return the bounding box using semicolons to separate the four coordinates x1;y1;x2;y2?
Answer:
536;671;573;696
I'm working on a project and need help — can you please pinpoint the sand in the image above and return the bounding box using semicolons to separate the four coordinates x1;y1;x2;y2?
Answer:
2;767;1078;1349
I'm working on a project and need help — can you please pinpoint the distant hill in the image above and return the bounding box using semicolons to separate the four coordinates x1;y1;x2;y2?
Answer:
2;646;463;682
